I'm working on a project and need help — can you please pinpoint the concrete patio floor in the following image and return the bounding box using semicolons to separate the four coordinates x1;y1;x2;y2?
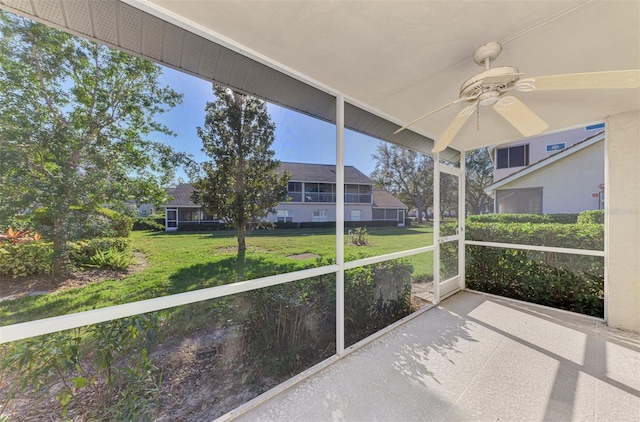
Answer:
232;291;640;421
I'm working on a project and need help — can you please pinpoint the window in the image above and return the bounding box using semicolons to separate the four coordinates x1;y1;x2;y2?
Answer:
496;145;529;169
350;209;361;221
277;209;293;223
287;182;303;202
312;209;329;222
496;188;543;214
345;184;373;203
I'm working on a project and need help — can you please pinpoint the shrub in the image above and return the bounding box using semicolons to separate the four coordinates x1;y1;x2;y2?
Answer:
464;222;604;317
344;259;413;345
0;241;52;278
239;274;336;374
176;222;227;231
465;221;603;250
31;207;132;240
467;213;578;224
84;248;135;270
239;259;413;375
0;227;41;244
1;314;161;420
349;227;369;246
577;209;604;224
132;217;165;231
69;237;131;265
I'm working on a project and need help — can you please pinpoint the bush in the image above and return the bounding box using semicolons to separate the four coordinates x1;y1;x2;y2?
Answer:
467;213;578;224
239;259;413;375
464;222;604;317
578;209;604;224
239;274;336;374
1;314;161;420
344;259;413;346
69;237;131;265
0;241;52;278
132;217;165;231
177;222;227;231
31;206;132;240
84;248;135;270
465;221;603;250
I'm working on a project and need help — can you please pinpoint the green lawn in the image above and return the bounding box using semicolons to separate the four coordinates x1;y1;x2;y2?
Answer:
0;225;433;325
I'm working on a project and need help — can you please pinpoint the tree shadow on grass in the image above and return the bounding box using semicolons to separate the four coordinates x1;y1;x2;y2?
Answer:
364;227;434;236
167;254;303;292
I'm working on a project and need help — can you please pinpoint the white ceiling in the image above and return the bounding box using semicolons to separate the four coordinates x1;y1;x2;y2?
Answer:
144;0;640;151
1;0;638;153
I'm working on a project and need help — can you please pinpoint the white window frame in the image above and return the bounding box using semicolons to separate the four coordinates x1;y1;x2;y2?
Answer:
312;209;329;222
277;209;293;223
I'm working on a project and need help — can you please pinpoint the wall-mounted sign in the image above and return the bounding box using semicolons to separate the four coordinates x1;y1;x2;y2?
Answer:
546;142;566;152
599;183;605;190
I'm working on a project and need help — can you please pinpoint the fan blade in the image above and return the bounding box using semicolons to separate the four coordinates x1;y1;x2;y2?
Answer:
394;97;469;135
493;96;548;137
431;103;476;153
519;69;640;91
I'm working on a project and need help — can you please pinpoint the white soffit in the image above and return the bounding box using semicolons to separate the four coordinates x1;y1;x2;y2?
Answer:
144;0;640;151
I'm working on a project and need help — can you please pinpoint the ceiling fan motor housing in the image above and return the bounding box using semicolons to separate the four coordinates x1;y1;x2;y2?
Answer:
460;66;521;102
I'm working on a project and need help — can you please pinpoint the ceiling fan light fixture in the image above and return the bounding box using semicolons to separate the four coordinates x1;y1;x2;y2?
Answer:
478;91;500;106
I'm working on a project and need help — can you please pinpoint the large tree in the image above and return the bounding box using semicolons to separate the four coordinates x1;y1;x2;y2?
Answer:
465;147;494;215
190;86;289;257
371;144;434;223
0;11;184;276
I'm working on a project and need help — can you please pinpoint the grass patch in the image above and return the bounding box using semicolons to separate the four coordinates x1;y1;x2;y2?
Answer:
0;225;433;325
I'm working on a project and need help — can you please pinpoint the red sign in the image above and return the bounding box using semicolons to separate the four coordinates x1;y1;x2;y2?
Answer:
599;183;605;189
592;193;600;198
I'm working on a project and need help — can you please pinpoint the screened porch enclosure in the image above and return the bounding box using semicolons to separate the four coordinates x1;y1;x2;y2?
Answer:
0;1;638;421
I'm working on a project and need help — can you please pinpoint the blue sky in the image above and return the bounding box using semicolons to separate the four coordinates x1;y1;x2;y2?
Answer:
155;66;383;181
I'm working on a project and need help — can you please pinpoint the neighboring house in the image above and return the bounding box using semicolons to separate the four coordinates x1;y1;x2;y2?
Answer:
491;123;605;182
162;183;220;229
162;162;408;230
484;131;605;214
137;203;155;217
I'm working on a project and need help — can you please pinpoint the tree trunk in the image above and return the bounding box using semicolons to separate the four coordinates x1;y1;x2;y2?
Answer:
52;213;71;278
237;227;246;253
235;225;247;280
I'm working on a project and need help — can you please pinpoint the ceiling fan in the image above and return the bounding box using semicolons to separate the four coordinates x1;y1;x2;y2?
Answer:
394;42;640;153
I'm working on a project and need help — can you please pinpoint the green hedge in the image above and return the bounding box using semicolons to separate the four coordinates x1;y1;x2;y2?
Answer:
458;222;604;317
177;222;227;231
464;221;603;249
0;242;53;278
132;216;165;231
577;209;605;224
467;213;578;224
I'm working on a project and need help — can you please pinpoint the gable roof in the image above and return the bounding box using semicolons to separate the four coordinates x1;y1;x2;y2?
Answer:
164;162;374;207
372;189;407;209
279;162;373;184
484;131;605;195
164;184;198;207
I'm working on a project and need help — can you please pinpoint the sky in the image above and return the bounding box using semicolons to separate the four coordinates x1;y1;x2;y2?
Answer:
155;66;383;182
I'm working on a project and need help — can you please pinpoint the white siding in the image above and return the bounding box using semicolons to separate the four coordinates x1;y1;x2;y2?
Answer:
495;141;604;214
493;126;603;181
268;204;372;222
